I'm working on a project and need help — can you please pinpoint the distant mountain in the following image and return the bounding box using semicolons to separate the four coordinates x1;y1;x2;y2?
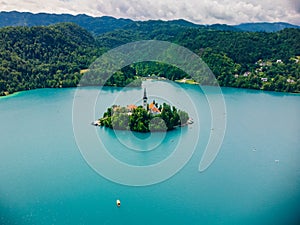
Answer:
234;22;300;32
207;24;241;31
0;11;206;34
1;11;299;36
159;19;201;28
0;11;133;35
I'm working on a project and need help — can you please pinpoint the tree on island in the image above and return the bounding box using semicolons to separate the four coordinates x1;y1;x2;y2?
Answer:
98;103;189;133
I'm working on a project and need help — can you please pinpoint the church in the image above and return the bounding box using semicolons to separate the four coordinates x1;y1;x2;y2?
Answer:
142;88;161;115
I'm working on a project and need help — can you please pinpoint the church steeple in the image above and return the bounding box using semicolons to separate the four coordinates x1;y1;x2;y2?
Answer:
143;88;147;110
143;88;147;100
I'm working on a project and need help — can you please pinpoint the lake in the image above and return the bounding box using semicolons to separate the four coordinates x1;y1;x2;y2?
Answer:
1;81;300;225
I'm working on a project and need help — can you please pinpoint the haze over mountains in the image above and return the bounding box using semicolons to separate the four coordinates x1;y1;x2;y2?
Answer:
0;11;299;34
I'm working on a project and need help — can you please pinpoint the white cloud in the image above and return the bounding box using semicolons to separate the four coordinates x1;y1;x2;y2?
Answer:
0;0;299;25
289;0;300;13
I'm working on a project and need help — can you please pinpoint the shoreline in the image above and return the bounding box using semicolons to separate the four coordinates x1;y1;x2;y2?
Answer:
1;83;300;99
175;78;199;85
94;122;191;133
0;92;20;99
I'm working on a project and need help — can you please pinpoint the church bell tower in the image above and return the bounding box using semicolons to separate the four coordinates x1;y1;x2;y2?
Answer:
143;88;148;110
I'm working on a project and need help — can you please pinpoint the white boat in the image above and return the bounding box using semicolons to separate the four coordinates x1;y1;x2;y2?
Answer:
92;120;100;126
116;199;121;207
187;118;194;124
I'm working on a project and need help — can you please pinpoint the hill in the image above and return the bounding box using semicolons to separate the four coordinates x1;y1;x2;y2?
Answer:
96;25;300;92
1;11;299;35
0;11;133;35
0;23;101;95
96;22;300;63
235;22;300;32
0;20;299;95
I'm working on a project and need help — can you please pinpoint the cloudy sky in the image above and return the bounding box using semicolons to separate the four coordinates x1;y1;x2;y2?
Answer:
1;0;300;25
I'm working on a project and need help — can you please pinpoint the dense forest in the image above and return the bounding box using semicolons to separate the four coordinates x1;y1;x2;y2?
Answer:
0;23;102;95
0;19;299;96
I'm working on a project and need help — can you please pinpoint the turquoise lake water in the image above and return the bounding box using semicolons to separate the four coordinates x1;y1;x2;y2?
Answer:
1;81;300;224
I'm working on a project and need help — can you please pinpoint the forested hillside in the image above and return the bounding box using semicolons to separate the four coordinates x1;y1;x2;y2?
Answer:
0;11;134;35
97;21;300;63
96;24;300;92
1;11;299;33
0;20;299;96
0;23;102;95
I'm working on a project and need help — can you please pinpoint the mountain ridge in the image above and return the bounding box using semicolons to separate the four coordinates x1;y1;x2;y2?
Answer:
235;22;300;32
0;11;299;34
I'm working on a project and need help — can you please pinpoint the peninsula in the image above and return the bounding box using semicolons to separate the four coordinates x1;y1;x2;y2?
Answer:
95;88;191;132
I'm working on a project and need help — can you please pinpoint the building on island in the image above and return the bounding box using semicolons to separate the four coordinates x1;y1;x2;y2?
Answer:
126;104;137;115
143;88;161;115
143;88;148;110
111;88;160;116
127;104;137;111
149;101;161;115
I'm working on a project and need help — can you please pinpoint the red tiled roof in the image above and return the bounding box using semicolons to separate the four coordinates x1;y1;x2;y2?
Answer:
152;107;160;113
127;104;137;110
149;102;155;109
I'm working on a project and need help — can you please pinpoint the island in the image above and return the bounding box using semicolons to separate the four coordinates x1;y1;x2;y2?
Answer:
95;88;191;132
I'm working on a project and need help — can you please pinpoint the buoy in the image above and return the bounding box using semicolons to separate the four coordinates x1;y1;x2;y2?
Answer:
116;199;121;207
